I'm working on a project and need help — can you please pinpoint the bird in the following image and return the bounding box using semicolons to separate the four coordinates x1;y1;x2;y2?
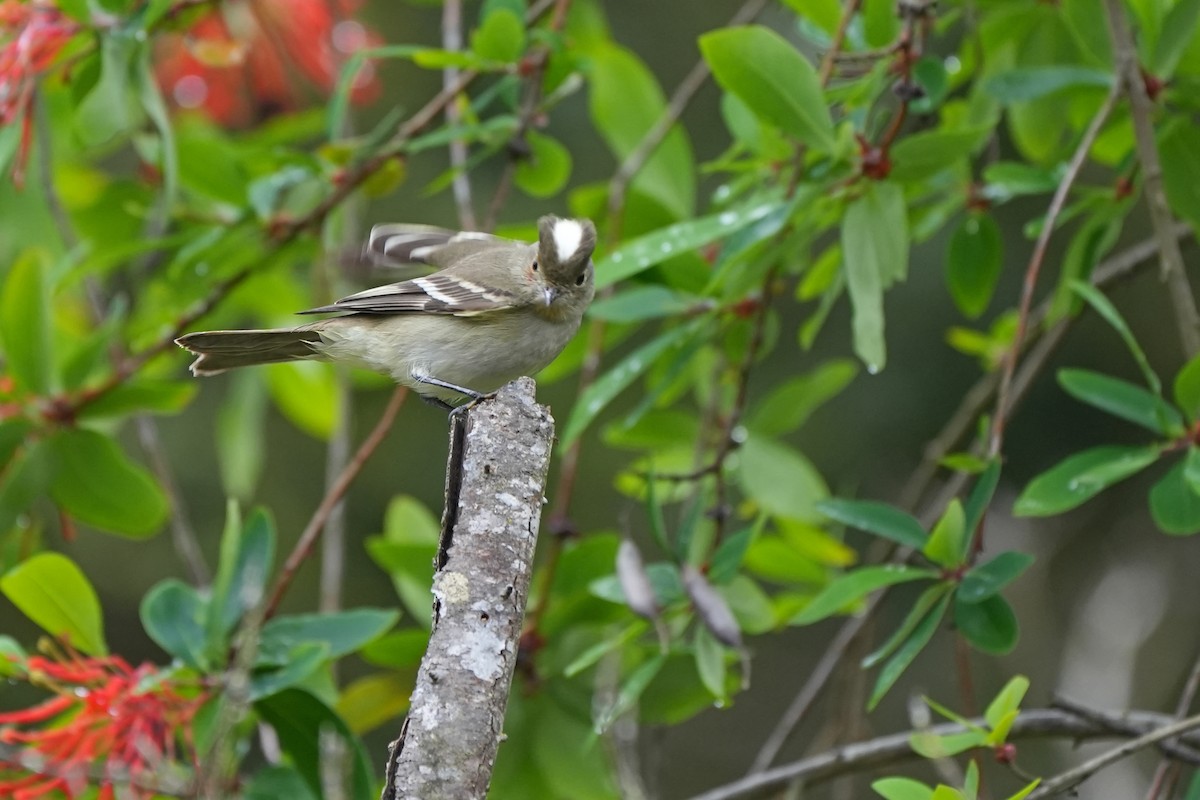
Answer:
176;215;597;407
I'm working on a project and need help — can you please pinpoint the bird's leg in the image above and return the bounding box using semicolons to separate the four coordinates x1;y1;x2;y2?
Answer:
410;370;496;414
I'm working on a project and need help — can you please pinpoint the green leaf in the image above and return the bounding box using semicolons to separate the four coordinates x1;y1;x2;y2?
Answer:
0;636;27;677
816;498;927;549
946;214;1002;319
365;495;439;626
258;609;399;665
699;26;835;152
864;582;953;668
266;361;340;440
595;653;667;732
563;621;648;678
140;579;210;669
0;441;52;534
0;418;31;471
256;689;374;799
244;767;318;800
910;729;988;759
1174;353;1200;420
561;321;701;446
210;508;275;639
47;428;167;537
76;380;196;420
962;460;1001;555
1013;445;1160;516
1058;368;1183;435
983;66;1112;102
890;127;991;182
985;675;1030;729
923;500;965;568
76;32;142;146
843;181;909;371
792;565;938;626
872;777;933;800
1160;119;1200;233
694;626;728;702
217;372;267;499
515;131;572;198
471;8;525;62
1005;780;1041;800
737;434;828;523
955;594;1018;654
981;161;1059;202
869;591;951;709
1152;0;1200;77
588;43;694;219
1070;281;1162;395
336;672;412;735
959;552;1035;603
708;525;758;586
361;629;431;669
1150;457;1200;536
747;359;859;436
250;642;328;700
594;198;785;289
1;552;107;655
589;285;703;323
0;249;53;394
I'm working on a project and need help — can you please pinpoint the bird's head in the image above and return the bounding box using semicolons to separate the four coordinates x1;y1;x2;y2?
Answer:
533;216;597;310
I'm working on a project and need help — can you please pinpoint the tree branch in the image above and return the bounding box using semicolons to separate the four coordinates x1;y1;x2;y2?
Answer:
382;378;555;799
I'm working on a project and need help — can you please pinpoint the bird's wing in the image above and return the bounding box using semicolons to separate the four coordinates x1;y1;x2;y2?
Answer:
299;270;522;316
365;224;514;269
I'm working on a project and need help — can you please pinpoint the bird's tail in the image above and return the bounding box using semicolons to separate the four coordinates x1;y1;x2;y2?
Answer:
175;329;323;376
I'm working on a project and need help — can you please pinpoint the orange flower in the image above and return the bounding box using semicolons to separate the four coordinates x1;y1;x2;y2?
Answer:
0;652;207;799
155;0;380;126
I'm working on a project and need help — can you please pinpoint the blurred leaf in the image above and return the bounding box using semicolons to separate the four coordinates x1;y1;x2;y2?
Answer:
946;214;1002;319
864;583;952;668
217;372;268;500
76;32;141;146
250;642;328;700
266;361;339;440
910;728;987;759
843;181;908;371
1175;353;1200;420
77;380;196;421
596;653;668;733
742;536;826;584
747;359;858;436
590;562;684;608
890;127;991;182
708;525;757;585
140;579;210;669
1049;213;1123;321
983;66;1112;102
210;508;275;639
1160;118;1200;233
515;131;572;198
336;672;412;735
366;495;440;626
244;767;318;800
562;321;701;446
1070;281;1161;394
256;689;374;799
694;625;728;702
962;460;1001;550
0;441;52;535
48;428;167;537
0;552;106;655
1058;368;1183;435
817;498;927;549
530;697;619;799
699;26;835;152
1150;457;1200;535
0;419;31;471
872;777;935;800
588;42;694;219
595;198;784;289
589;285;703;322
923;500;965;568
258;608;399;665
0;636;26;677
869;591;951;709
981;161;1059;202
361;629;430;669
959;552;1035;603
737;434;828;523
563;621;648;678
1152;0;1200;77
955;594;1018;654
1;249;53;394
471;8;525;62
136;45;177;208
792;565;937;626
1013;444;1160;516
985;675;1030;729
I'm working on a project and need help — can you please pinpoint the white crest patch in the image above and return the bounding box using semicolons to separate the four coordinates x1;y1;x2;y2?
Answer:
553;218;584;262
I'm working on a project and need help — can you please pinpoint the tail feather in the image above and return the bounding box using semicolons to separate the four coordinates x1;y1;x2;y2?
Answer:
175;329;323;375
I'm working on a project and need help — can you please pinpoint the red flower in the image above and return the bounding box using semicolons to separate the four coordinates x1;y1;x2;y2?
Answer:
0;1;78;186
0;652;207;799
154;0;380;126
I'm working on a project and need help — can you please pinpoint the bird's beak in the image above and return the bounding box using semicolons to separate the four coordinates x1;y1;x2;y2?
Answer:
543;287;559;306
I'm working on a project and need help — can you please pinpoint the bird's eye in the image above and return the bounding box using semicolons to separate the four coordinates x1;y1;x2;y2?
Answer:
531;260;539;272
575;273;586;286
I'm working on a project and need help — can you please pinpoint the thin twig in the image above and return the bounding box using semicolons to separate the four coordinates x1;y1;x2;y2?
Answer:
987;81;1122;459
1027;711;1200;799
442;0;476;230
695;706;1200;800
137;416;211;585
264;386;407;619
1103;0;1200;356
1145;640;1200;799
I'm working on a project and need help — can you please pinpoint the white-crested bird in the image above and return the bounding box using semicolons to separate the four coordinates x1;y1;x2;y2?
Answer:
176;215;597;406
